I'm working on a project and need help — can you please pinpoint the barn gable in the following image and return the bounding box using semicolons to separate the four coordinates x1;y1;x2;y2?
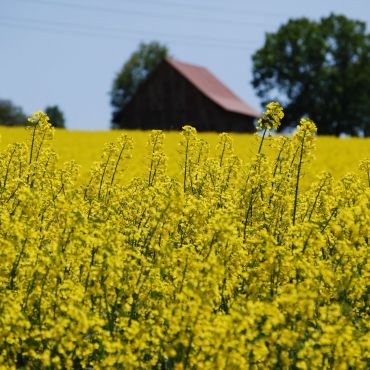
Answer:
166;59;259;117
116;58;259;132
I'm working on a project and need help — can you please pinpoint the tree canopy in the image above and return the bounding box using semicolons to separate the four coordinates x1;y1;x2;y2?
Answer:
252;14;370;136
110;41;169;129
45;105;66;128
0;99;27;126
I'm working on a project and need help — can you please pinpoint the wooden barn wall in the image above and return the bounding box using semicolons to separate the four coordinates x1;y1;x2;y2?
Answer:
118;62;256;132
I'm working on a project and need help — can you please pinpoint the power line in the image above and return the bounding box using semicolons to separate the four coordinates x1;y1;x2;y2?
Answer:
0;18;262;51
12;0;280;29
98;0;286;19
0;15;261;47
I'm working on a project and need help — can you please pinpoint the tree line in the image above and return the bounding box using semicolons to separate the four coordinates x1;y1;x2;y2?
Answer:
0;100;65;128
3;14;370;136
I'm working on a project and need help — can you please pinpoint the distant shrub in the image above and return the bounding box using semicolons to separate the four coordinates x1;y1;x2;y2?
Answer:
0;99;27;126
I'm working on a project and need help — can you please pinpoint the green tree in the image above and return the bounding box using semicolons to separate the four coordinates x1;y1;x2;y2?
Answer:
110;41;169;129
0;99;27;126
45;105;66;128
252;14;370;136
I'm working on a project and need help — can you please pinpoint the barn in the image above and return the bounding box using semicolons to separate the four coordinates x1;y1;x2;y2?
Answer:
113;58;259;132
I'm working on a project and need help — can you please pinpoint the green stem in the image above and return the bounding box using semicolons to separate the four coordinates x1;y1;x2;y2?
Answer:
29;119;38;165
8;238;28;290
109;141;127;188
183;138;189;192
3;146;17;189
305;177;327;222
148;134;159;186
219;140;226;167
34;130;47;164
98;151;112;199
293;131;306;225
257;127;267;154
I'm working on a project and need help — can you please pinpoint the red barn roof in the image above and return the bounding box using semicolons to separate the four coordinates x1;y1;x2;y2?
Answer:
166;58;260;117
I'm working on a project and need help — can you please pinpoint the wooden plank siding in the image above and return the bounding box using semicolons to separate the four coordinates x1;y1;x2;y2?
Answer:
116;60;257;132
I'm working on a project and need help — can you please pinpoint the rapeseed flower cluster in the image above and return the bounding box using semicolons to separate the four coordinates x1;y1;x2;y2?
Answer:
0;107;369;369
256;102;284;131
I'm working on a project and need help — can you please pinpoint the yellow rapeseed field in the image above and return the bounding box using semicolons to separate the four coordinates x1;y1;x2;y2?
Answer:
1;123;368;183
0;104;369;369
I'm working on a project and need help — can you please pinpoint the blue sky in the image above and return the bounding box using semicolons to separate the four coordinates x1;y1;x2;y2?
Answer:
1;0;369;130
